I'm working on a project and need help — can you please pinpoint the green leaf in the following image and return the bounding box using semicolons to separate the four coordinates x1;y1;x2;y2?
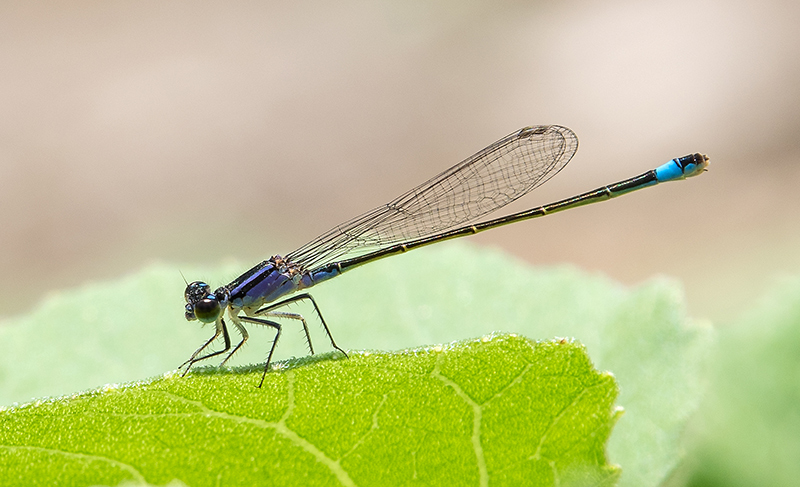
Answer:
0;242;709;486
684;277;800;486
0;334;620;487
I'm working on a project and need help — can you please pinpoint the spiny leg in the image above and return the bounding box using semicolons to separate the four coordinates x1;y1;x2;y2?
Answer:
238;315;281;388
219;316;249;367
179;331;219;371
258;310;315;355
255;293;347;359
180;318;231;376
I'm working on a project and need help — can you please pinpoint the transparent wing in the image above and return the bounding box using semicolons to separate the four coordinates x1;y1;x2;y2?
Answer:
287;125;578;271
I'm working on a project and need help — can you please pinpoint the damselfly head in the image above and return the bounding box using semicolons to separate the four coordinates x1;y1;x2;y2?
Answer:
184;281;210;302
184;281;229;323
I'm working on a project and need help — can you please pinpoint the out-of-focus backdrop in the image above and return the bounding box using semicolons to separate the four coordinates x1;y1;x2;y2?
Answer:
1;0;798;324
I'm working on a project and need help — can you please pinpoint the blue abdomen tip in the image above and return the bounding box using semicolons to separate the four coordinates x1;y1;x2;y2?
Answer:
655;153;709;182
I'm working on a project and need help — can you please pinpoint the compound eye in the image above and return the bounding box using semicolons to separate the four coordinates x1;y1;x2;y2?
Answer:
193;296;221;323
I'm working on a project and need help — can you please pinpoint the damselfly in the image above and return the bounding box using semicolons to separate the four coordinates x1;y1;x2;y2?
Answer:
180;125;708;386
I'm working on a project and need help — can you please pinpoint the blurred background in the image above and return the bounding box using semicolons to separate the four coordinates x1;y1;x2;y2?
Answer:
0;0;798;324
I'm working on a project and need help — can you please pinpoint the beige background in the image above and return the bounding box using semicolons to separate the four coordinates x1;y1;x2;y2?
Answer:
1;0;798;323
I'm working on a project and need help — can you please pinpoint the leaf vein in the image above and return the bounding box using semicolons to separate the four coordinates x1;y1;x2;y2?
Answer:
532;380;607;461
431;358;488;487
339;393;388;462
156;385;358;487
0;444;146;483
